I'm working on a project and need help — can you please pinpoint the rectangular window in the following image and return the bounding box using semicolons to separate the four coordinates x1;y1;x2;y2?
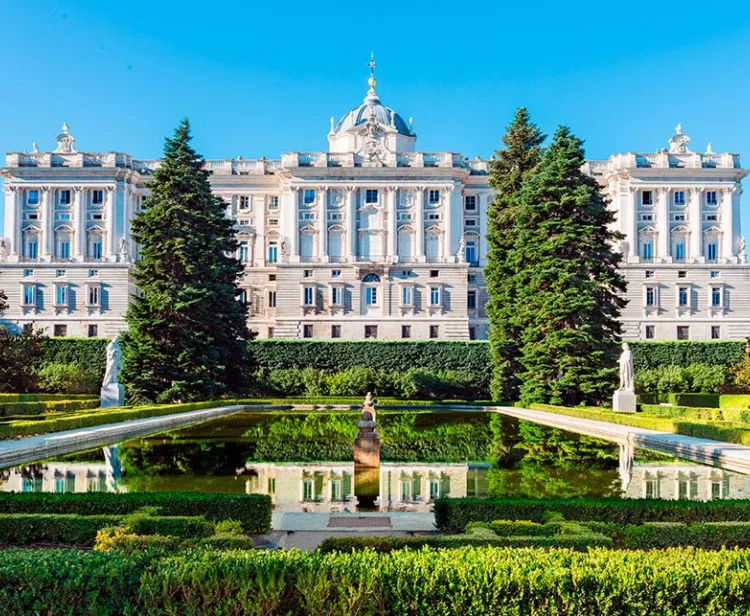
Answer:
303;189;315;205
642;191;653;206
430;286;440;306
711;325;721;340
678;271;687;278
268;291;276;308
365;189;378;204
23;269;33;277
464;219;477;227
268;196;279;208
55;285;68;306
56;269;65;277
677;326;689;340
467;289;477;310
397;212;413;221
92;240;103;260
645;270;655;278
331;286;342;305
641;214;653;221
267;244;278;263
464;195;477;210
706;214;717;221
712;287;722;307
645;325;655;339
430;270;439;278
364;325;378;339
267;218;279;226
53;324;67;337
707;243;718;261
645;287;655;306
331;269;341;278
428;189;440;204
678;287;689;307
26;238;38;259
303;269;313;278
92;190;103;205
239;196;250;209
429;325;439;339
331;324;341;338
59;190;71;205
401;286;413;306
239;242;249;263
59;240;70;260
89;269;99;277
674;243;685;261
303;324;313;338
710;271;719;279
269;274;276;281
465;241;478;265
303;286;314;306
238;219;250;226
365;287;378;305
642;242;653;260
706;191;718;206
673;191;685;206
267;327;275;338
27;189;39;205
88;285;100;306
22;284;35;306
673;214;686;222
88;324;98;338
401;325;411;339
469;326;476;340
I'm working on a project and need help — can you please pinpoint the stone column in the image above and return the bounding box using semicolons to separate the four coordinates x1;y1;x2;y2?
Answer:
479;193;489;267
346;187;357;262
443;186;453;262
722;187;734;261
415;186;425;261
689;187;703;261
386;186;397;261
656;187;669;261
290;187;299;262
74;186;85;260
3;186;19;259
104;187;116;260
42;187;54;259
629;187;638;260
318;187;328;262
253;195;265;266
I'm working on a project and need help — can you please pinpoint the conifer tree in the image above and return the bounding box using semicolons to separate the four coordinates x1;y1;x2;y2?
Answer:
512;126;626;406
485;108;545;401
122;119;251;403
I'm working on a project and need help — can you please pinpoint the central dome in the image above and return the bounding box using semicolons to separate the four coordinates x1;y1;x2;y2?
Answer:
334;88;413;136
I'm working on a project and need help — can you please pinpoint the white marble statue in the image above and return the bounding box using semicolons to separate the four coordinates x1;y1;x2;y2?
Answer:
119;237;129;262
102;336;123;387
617;343;635;392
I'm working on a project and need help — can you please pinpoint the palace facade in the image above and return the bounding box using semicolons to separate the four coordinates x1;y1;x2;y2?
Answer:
1;70;748;340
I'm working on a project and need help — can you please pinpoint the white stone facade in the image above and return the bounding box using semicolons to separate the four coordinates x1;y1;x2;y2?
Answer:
0;81;748;340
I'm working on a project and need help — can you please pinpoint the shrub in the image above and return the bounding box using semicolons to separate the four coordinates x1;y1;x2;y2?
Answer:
267;369;306;396
327;366;379;396
0;398;100;417
721;395;750;409
434;497;750;532
94;527;187;554
0;514;119;546
730;358;750;393
0;326;46;392
684;364;726;393
657;365;688;393
617;522;750;549
41;337;109;382
37;362;101;394
636;368;662;393
299;367;329;396
0;492;271;534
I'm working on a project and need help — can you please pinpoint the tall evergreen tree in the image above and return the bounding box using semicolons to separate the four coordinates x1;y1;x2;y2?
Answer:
485;108;545;401
122;119;251;403
511;126;626;406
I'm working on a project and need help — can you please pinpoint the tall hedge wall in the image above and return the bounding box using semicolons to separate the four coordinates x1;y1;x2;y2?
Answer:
35;339;748;382
629;341;745;371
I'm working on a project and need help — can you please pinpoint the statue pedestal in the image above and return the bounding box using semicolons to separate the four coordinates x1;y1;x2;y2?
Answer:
612;390;637;413
100;384;124;408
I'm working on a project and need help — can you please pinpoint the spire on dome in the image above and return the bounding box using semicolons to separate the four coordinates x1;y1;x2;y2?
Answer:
367;52;377;89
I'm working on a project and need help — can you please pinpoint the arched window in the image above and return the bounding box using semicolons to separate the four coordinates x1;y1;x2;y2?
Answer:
362;273;381;283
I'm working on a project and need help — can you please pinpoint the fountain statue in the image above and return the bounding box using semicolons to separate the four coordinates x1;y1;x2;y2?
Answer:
100;335;125;408
612;343;636;412
354;392;381;509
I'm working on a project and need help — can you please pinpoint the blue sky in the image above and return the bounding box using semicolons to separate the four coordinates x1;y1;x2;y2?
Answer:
3;1;750;223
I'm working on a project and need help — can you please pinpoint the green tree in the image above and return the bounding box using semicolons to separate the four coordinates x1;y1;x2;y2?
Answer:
0;289;7;313
485;108;545;401
512;126;626;406
0;325;46;392
122;119;251;403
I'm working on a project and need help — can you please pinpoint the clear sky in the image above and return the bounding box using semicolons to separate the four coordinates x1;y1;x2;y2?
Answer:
3;1;750;223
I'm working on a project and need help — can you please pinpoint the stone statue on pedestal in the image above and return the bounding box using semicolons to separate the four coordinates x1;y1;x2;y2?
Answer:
100;335;125;408
613;342;636;413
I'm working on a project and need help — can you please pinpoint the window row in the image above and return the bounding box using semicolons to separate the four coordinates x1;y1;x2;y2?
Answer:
640;190;720;207
24;189;108;207
639;234;721;262
644;325;721;340
297;323;443;340
22;230;106;260
643;285;726;309
21;283;103;308
300;284;447;308
238;195;279;210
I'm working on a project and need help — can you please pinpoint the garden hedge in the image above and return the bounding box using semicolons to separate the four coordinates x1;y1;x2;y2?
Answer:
617;522;750;549
629;341;745;370
0;513;215;546
0;393;98;402
434;497;750;532
0;398;100;417
41;337;108;378
0;492;272;533
2;546;750;615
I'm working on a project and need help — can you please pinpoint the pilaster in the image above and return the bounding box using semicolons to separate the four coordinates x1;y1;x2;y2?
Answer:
415;186;425;262
73;186;85;260
722;186;734;262
319;186;328;262
42;187;54;260
104;187;115;260
386;186;397;261
656;187;669;261
689;187;703;262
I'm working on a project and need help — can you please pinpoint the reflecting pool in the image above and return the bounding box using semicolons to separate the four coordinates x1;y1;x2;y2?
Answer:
1;410;748;511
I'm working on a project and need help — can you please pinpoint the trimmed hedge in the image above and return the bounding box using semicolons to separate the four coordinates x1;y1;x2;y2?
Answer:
0;393;97;402
721;395;750;409
0;492;272;534
0;398;100;417
0;399;230;439
0;513;215;546
618;522;750;549
630;341;745;370
434;497;750;532
41;337;108;378
2;547;750;615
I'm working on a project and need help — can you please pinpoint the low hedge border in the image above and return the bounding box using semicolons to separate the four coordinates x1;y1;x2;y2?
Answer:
434;497;750;532
617;522;750;549
0;492;272;534
0;398;100;417
528;403;750;445
0;393;98;402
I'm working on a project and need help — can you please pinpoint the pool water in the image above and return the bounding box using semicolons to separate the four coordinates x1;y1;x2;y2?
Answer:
1;410;748;511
